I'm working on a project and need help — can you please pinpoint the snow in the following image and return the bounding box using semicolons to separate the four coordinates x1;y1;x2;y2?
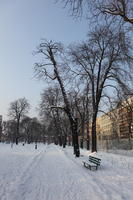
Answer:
0;143;133;200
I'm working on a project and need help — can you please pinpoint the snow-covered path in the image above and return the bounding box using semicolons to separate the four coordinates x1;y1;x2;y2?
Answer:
0;143;133;200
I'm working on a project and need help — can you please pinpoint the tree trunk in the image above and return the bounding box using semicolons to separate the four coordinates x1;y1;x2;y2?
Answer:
80;138;83;149
71;119;80;157
68;135;71;146
50;50;80;156
58;135;62;146
86;123;90;150
16;119;20;145
91;115;97;152
80;120;85;149
15;137;19;145
62;135;66;148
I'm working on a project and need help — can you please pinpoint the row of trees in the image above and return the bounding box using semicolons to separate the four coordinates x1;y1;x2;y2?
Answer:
3;1;131;154
1;98;46;145
31;0;133;156
34;26;133;156
39;85;92;149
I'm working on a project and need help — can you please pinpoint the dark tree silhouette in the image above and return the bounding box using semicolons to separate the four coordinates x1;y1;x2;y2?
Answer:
8;98;30;144
34;41;80;157
69;25;132;152
58;0;133;25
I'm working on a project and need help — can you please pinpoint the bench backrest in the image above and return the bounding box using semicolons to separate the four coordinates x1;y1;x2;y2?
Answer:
89;156;101;166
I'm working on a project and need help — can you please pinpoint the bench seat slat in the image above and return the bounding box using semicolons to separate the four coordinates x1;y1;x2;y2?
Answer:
89;156;101;161
89;159;100;165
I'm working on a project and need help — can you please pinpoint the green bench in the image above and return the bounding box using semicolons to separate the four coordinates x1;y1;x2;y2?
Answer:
83;155;101;170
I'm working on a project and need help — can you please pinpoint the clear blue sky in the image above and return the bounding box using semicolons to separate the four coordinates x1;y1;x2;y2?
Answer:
0;0;88;120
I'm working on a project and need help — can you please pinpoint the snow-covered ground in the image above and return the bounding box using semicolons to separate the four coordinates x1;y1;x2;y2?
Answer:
0;143;133;200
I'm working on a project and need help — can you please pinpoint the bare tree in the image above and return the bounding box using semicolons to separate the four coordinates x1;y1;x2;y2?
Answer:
69;25;132;152
96;0;133;25
69;84;92;149
58;0;133;25
20;116;32;144
29;117;43;145
3;120;17;143
8;98;30;144
39;86;65;145
34;41;80;157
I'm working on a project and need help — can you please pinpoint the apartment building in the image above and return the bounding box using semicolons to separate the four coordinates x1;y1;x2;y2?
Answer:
97;110;120;140
94;97;133;149
117;97;133;139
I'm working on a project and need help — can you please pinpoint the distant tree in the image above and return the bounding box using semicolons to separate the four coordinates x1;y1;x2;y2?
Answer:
3;120;17;143
20;116;32;143
29;118;43;143
8;98;30;144
20;116;46;144
0;118;2;142
39;86;68;147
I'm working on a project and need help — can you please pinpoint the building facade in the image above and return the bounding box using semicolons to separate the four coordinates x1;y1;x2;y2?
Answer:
95;97;133;149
